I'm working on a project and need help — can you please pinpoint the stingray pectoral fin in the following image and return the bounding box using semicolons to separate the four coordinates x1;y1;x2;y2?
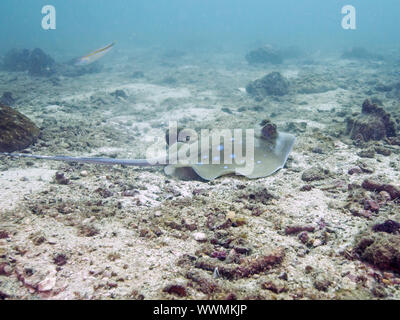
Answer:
243;131;295;179
190;164;235;181
164;164;207;181
189;132;295;180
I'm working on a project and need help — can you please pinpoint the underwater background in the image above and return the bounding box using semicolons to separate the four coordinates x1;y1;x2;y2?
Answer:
0;0;400;300
1;0;400;57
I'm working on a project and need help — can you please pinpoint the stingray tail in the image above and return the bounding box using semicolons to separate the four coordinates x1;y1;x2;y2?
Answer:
0;152;162;167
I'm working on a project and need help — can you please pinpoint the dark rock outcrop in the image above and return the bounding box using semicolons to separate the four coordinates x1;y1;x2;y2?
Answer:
246;72;290;100
1;47;103;78
0;104;40;152
245;46;283;65
346;99;396;142
355;232;400;273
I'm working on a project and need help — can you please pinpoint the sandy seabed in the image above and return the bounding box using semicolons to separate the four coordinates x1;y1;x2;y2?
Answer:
0;49;400;299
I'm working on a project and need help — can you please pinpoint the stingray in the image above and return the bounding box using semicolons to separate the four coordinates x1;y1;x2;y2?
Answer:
0;124;295;181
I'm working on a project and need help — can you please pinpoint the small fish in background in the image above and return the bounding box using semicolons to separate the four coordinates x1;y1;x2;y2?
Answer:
75;42;116;66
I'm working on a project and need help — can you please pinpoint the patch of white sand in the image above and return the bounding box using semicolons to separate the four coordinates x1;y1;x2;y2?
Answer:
0;168;56;211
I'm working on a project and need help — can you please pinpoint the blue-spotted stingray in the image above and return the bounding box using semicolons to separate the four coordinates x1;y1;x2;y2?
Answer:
0;124;295;181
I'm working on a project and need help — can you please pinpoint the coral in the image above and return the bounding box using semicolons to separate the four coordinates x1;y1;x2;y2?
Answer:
346;99;397;142
362;179;400;200
245;46;283;65
246;72;290;100
372;220;400;234
354;232;400;273
0;104;40;152
341;47;383;61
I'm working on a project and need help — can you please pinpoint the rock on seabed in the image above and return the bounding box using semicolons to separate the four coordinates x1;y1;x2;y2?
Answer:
0;104;40;152
246;72;290;100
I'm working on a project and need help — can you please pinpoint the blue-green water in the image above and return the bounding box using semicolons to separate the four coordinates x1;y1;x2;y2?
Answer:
0;0;399;57
2;0;400;301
